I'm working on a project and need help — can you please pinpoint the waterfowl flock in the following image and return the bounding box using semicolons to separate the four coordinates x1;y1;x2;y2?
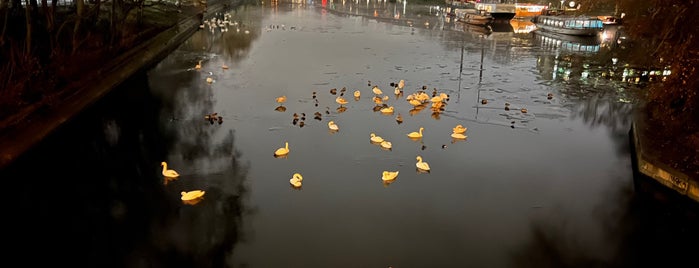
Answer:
263;78;484;187
189;13;536;189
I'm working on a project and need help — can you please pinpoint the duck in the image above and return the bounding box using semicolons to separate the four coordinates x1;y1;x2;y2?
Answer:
521;108;528;113
382;171;399;181
451;133;467;139
330;88;337;95
328;121;339;131
206;77;214;84
181;190;206;201
372;85;383;95
380;106;394;114
370;133;384;143
222;63;229;69
397;79;405;89
195;60;202;70
394;87;402;95
380;140;392;149
415;156;430;171
289;173;303;188
407;127;424;138
275;95;287;104
452;124;467;134
395;113;403;124
353;90;361;98
335;96;349;106
274;142;290;156
372;96;383;105
161;161;180;178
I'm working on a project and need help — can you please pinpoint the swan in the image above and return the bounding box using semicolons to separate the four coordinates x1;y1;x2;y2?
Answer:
415;156;430;171
409;99;423;107
206;77;213;84
328;121;339;131
382;171;399;181
370;133;384;143
452;124;467;134
394;87;401;95
380;140;392;149
407;127;424;138
380;106;394;114
451;133;467;139
195;60;202;70
274;142;290;156
439;92;449;100
289;173;303;188
372;86;383;95
335;96;349;106
161;162;180;178
398;79;405;89
354;90;361;98
275;95;287;104
181;190;205;201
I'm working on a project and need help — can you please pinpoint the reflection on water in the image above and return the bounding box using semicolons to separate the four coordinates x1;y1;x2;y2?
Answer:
2;0;697;267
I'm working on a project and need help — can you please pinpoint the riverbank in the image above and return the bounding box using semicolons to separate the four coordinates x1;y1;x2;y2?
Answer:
0;0;241;169
630;107;699;204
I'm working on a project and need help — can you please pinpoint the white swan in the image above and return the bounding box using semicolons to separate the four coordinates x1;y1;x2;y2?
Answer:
415;156;430;171
274;142;290;156
161;162;180;178
328;121;339;131
382;171;399;181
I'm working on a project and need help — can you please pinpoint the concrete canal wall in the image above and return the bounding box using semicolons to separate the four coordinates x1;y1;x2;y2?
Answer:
630;112;699;204
0;1;242;169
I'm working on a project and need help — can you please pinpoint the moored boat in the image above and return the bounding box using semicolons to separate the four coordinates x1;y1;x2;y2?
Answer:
532;15;603;36
455;8;494;26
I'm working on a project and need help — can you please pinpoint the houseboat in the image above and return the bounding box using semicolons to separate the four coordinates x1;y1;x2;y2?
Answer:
532;15;604;36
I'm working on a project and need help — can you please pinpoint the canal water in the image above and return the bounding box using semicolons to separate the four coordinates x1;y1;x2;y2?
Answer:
2;1;696;267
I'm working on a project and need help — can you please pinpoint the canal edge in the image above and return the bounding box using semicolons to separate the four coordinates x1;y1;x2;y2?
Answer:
0;1;242;170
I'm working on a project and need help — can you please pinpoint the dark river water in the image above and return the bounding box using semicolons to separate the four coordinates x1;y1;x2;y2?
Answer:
2;1;697;267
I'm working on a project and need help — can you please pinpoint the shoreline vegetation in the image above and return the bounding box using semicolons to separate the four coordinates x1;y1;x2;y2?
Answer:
0;0;214;131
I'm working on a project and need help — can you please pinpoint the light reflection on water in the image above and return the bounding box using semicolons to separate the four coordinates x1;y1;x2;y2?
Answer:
2;1;696;267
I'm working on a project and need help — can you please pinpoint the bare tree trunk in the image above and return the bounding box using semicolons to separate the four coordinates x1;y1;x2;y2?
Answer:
109;0;116;47
41;0;50;31
24;0;32;56
72;0;84;54
1;0;9;46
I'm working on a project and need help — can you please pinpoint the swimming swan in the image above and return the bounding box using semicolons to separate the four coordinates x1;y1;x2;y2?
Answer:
161;162;180;178
451;133;467;139
407;127;424;138
290;173;303;188
415;156;430;171
328;121;339;131
452;124;467;134
181;190;205;201
382;171;399;181
370;133;384;143
274;142;290;156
